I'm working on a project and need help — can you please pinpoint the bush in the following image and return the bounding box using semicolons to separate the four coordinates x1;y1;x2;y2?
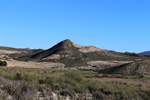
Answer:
138;74;144;78
0;60;7;66
64;72;82;82
15;73;23;80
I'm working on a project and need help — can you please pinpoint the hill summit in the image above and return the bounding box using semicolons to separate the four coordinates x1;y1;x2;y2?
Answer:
29;39;104;60
12;39;144;67
55;39;82;48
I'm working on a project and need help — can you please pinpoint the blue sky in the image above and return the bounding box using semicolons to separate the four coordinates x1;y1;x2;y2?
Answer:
0;0;150;53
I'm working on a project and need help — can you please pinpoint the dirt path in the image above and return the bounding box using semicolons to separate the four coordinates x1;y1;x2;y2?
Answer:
89;77;150;87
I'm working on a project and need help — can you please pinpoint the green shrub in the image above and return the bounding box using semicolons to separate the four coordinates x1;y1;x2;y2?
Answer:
64;72;82;82
101;74;109;78
88;82;100;93
15;73;23;80
138;74;144;78
0;67;150;100
0;60;7;66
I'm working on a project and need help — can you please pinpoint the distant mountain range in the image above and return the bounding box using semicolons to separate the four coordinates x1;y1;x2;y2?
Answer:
0;46;31;51
0;46;32;54
139;51;150;55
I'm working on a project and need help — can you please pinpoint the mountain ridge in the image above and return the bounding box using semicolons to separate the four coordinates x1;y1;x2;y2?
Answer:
139;51;150;55
10;39;145;67
0;46;31;52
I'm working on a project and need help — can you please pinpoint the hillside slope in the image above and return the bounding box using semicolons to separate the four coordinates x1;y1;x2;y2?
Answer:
99;59;150;76
12;39;145;67
0;46;32;54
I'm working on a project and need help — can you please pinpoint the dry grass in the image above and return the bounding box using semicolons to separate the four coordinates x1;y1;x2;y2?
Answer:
0;50;21;54
2;59;65;69
0;67;149;99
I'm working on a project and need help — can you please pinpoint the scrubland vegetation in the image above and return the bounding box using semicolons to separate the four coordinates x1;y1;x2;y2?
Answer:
0;67;150;100
0;60;7;66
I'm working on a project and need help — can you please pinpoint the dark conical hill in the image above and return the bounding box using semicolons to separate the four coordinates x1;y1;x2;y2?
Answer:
30;39;80;60
12;39;146;67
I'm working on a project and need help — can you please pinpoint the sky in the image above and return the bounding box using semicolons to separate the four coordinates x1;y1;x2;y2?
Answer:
0;0;150;53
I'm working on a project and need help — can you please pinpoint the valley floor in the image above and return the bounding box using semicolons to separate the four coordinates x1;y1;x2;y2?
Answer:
0;66;150;100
